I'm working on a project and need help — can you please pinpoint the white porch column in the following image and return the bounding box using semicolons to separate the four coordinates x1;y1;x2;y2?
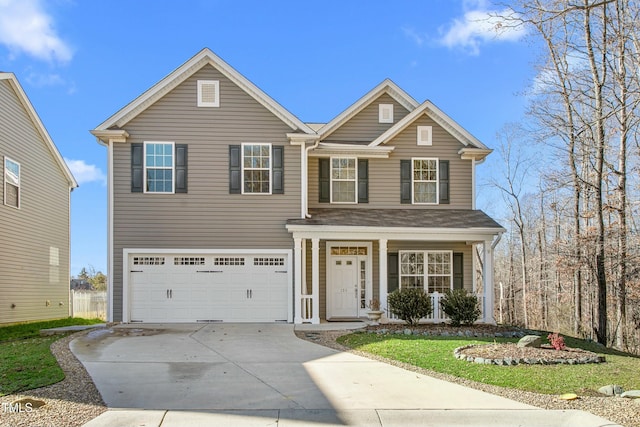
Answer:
483;239;496;324
294;237;303;324
311;238;320;324
378;239;388;320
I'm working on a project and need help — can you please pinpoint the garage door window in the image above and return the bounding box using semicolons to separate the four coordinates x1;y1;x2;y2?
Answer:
214;257;245;266
133;256;165;265
174;257;205;265
254;257;285;266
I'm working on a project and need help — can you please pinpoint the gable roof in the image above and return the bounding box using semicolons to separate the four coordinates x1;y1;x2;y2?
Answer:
93;48;315;134
0;72;77;189
318;79;419;140
370;99;490;150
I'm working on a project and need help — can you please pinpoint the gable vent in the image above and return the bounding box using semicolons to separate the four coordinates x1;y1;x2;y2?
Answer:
379;104;393;123
417;126;432;146
197;80;220;107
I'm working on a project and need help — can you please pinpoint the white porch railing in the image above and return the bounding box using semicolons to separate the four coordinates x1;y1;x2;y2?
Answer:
386;292;485;323
300;295;313;323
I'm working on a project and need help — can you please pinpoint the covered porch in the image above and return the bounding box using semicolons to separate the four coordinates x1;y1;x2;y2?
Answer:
286;209;504;325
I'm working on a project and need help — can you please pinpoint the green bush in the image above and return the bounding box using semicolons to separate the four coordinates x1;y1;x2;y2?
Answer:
387;288;432;326
439;289;481;326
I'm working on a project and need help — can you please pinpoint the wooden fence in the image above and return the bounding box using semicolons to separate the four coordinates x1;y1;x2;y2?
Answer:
71;290;107;320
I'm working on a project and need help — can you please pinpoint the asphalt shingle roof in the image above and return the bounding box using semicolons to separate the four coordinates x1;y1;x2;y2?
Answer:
287;208;503;229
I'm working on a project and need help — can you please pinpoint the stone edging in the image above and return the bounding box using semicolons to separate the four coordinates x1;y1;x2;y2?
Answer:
453;344;606;366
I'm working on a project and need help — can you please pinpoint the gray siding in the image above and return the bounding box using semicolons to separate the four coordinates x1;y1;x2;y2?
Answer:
324;93;410;143
310;115;473;209
112;65;301;321
0;80;71;324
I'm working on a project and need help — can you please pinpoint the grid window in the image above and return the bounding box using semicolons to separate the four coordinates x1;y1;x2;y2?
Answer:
413;158;438;204
145;143;174;193
4;157;20;208
243;143;271;194
331;157;356;203
399;251;452;293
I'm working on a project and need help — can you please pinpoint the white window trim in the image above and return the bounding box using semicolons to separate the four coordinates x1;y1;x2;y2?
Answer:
330;156;358;204
399;250;453;293
197;80;220;107
241;142;272;195
4;156;20;209
417;126;432;146
379;104;394;124
143;141;175;194
411;157;439;205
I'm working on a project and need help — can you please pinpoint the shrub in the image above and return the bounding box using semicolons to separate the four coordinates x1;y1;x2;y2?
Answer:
439;289;481;326
387;288;432;326
547;332;566;350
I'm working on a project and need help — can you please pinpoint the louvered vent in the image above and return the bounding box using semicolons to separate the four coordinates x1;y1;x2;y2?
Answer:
417;126;432;146
197;80;219;107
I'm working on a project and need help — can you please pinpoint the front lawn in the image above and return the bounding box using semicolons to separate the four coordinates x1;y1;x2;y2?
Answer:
337;332;640;395
0;317;103;396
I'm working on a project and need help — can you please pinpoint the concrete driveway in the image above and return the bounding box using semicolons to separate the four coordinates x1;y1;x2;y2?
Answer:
72;323;620;426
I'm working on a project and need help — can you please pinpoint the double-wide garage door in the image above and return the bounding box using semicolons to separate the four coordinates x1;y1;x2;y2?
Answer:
128;252;290;323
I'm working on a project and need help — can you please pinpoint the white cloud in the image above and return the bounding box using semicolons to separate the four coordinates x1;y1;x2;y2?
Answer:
64;159;106;186
439;2;526;55
25;71;65;87
402;26;425;47
0;0;73;63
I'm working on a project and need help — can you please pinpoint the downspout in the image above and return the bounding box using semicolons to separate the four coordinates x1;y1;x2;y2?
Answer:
304;140;320;218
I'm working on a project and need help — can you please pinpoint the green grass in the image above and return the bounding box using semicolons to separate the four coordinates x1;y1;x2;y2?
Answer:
337;332;640;395
0;317;103;342
0;317;103;396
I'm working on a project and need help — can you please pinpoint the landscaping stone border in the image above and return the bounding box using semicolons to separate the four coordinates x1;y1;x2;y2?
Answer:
366;328;527;339
453;344;606;366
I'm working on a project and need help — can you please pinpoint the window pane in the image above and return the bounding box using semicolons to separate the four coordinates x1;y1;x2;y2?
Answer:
332;181;355;203
5;183;18;207
414;182;436;203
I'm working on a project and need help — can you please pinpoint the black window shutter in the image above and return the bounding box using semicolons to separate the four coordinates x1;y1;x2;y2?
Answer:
388;252;399;293
400;160;411;204
175;144;188;193
439;160;450;204
131;143;143;193
453;252;463;290
357;159;368;203
272;145;284;194
319;158;330;203
229;145;241;194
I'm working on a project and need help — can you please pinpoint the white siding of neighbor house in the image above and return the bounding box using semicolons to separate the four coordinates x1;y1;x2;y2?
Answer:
0;79;71;324
111;65;301;321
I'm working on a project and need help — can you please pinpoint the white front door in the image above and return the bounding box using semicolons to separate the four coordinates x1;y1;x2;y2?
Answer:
328;256;359;318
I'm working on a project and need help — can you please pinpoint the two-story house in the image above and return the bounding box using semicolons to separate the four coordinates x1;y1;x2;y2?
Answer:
1;72;78;324
91;48;503;325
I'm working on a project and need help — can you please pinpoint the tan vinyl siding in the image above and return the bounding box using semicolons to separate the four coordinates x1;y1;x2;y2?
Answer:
324;93;410;142
0;80;71;324
310;114;473;209
111;65;301;321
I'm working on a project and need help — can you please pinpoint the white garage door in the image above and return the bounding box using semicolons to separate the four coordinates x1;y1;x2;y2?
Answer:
128;253;290;323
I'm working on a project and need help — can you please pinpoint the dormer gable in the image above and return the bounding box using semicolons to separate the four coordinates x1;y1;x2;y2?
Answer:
318;79;419;143
370;100;492;163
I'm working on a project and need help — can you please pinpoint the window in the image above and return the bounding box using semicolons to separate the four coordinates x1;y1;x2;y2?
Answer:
412;158;438;204
242;143;271;194
331;157;357;203
144;142;174;193
4;157;20;208
400;251;452;293
417;126;432;145
379;104;394;123
197;80;220;107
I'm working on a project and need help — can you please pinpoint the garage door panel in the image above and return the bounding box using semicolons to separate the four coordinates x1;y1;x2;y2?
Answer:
129;252;289;323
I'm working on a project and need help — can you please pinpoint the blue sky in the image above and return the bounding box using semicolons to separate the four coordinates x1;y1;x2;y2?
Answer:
0;0;535;276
